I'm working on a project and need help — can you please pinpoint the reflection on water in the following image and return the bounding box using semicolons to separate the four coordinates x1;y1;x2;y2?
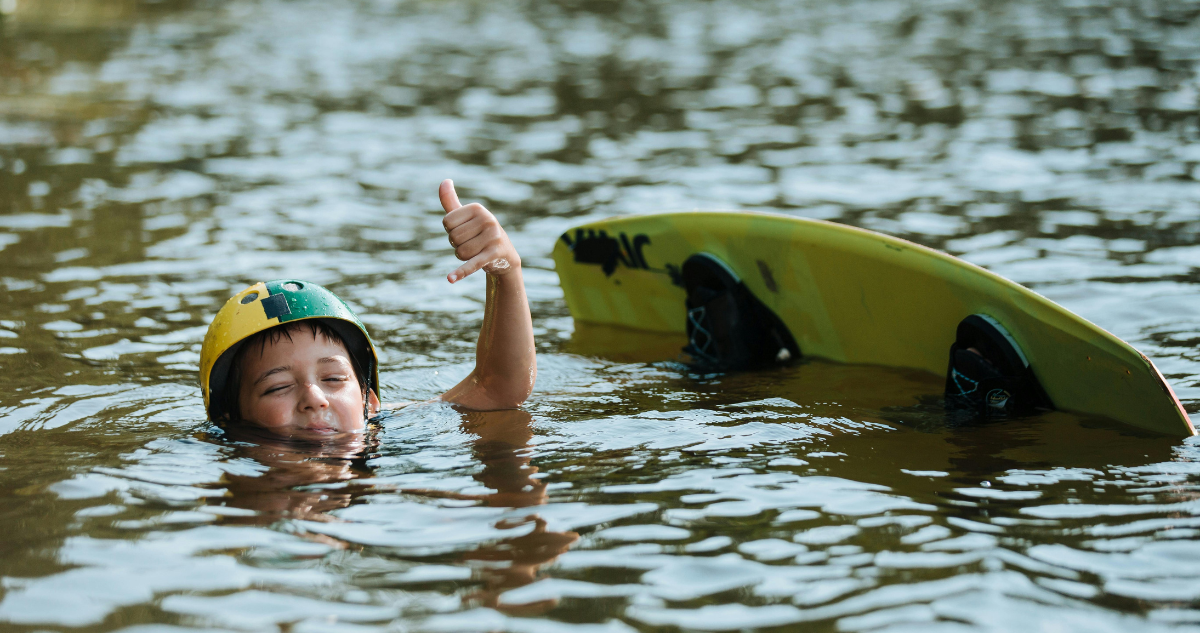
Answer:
215;408;580;615
217;425;377;523
6;0;1200;630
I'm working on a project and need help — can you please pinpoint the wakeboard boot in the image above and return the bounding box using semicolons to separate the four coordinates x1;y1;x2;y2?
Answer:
681;253;800;372
944;314;1053;417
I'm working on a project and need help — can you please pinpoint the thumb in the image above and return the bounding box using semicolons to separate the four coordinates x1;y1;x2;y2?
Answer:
439;179;461;214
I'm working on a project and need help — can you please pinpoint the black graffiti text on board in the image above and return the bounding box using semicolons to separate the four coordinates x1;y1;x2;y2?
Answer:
561;229;651;276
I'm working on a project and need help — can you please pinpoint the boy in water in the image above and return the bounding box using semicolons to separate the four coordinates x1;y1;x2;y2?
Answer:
199;180;535;439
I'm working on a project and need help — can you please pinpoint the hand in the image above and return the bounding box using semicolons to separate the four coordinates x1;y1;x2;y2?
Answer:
440;179;522;284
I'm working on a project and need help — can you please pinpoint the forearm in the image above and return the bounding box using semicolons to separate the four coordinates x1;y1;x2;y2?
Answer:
435;179;536;410
474;270;536;401
443;270;536;409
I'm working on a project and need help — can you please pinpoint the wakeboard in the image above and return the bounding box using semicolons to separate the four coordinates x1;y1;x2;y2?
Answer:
551;211;1195;437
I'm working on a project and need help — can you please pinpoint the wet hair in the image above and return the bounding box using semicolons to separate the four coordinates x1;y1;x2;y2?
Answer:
213;320;368;423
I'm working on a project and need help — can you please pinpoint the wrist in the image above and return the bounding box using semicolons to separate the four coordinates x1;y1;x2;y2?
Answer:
485;253;522;277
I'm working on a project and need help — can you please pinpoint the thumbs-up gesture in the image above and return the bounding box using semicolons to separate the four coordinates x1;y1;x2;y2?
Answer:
439;179;522;284
435;179;536;410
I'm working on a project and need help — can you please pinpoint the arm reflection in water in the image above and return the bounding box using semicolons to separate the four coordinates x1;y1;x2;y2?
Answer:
213;408;578;613
457;409;580;614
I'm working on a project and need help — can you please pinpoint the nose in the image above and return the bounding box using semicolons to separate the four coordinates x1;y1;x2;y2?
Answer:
298;381;330;411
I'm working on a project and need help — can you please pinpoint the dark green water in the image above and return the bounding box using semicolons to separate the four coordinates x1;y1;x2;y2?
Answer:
4;0;1200;631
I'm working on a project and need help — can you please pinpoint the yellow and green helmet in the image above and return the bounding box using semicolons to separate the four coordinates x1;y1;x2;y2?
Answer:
199;280;380;420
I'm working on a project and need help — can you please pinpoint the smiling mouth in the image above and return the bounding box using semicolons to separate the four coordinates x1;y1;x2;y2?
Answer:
299;412;350;434
298;423;363;436
300;423;349;434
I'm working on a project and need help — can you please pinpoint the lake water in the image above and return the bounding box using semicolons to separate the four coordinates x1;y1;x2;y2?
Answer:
5;0;1200;631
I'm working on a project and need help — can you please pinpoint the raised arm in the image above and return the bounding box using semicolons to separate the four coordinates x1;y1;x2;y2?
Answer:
436;180;537;410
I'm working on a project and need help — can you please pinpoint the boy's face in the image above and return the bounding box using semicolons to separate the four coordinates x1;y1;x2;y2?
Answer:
236;327;379;440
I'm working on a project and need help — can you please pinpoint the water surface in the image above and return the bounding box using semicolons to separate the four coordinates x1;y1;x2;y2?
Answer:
5;0;1200;630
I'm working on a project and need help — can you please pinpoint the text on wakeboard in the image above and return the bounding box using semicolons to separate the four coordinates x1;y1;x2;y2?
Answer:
560;229;651;276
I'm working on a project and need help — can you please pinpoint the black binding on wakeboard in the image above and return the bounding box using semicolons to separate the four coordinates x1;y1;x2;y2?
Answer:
945;314;1053;416
681;253;801;372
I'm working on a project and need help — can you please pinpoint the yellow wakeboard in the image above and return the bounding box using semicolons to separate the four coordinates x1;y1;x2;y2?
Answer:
551;211;1195;437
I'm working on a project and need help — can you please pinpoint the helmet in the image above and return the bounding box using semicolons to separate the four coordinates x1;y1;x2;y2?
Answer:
199;279;380;420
